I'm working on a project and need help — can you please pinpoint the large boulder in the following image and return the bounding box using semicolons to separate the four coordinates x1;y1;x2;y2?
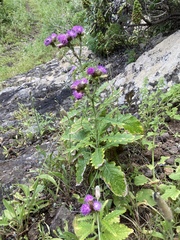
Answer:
112;30;180;105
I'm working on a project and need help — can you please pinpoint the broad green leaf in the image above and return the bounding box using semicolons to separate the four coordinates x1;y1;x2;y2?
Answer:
161;186;180;200
102;223;133;240
101;162;127;196
76;156;89;185
38;174;57;187
66;136;92;153
0;218;9;226
102;132;143;149
169;166;180;180
4;209;15;220
91;148;105;169
136;189;156;206
134;175;148;186
103;114;144;134
102;209;126;224
73;215;94;240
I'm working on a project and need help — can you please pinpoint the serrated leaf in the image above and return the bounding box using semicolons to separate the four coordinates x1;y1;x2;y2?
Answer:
102;132;143;149
101;162;127;196
91;148;105;169
76;156;89;185
161;185;180;200
134;175;148;186
73;215;94;240
103;114;144;134
102;223;133;240
102;209;126;224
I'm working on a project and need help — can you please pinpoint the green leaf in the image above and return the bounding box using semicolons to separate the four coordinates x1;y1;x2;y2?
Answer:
151;231;164;239
76;156;89;185
102;223;133;240
102;132;143;149
18;184;30;198
103;114;144;134
91;148;105;169
161;185;180;201
2;199;16;220
96;81;110;95
0;218;9;226
169;166;180;180
134;175;148;186
102;209;126;224
73;215;95;240
101;162;127;196
136;189;156;206
38;174;57;187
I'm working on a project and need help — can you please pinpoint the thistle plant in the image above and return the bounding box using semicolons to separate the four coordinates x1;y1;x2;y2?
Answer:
44;25;144;197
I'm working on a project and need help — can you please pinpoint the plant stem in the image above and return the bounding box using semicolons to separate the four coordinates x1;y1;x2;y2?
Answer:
96;213;101;240
152;135;156;181
91;98;99;148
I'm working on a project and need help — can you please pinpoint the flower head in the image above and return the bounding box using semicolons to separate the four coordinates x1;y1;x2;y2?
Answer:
93;200;102;211
67;29;77;39
44;36;53;46
71;78;88;91
97;65;107;74
86;65;107;77
87;67;96;76
72;90;84;100
80;203;91;215
71;80;81;90
50;33;57;41
72;25;84;35
84;194;94;203
57;34;68;45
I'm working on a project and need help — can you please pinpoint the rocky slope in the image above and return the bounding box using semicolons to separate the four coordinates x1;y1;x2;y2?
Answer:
0;30;180;216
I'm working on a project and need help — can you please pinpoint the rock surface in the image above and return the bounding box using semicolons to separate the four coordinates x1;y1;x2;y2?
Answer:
112;30;180;104
0;31;180;214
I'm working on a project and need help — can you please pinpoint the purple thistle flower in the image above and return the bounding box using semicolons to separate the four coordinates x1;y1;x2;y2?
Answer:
80;203;91;215
51;33;57;41
84;194;94;203
87;67;96;76
57;34;68;45
72;90;84;100
44;36;53;46
80;78;88;85
93;200;102;211
97;65;107;74
67;29;77;39
71;80;82;90
72;25;84;35
71;78;88;91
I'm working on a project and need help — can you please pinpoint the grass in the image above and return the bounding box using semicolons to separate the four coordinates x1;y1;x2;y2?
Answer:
0;0;84;81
